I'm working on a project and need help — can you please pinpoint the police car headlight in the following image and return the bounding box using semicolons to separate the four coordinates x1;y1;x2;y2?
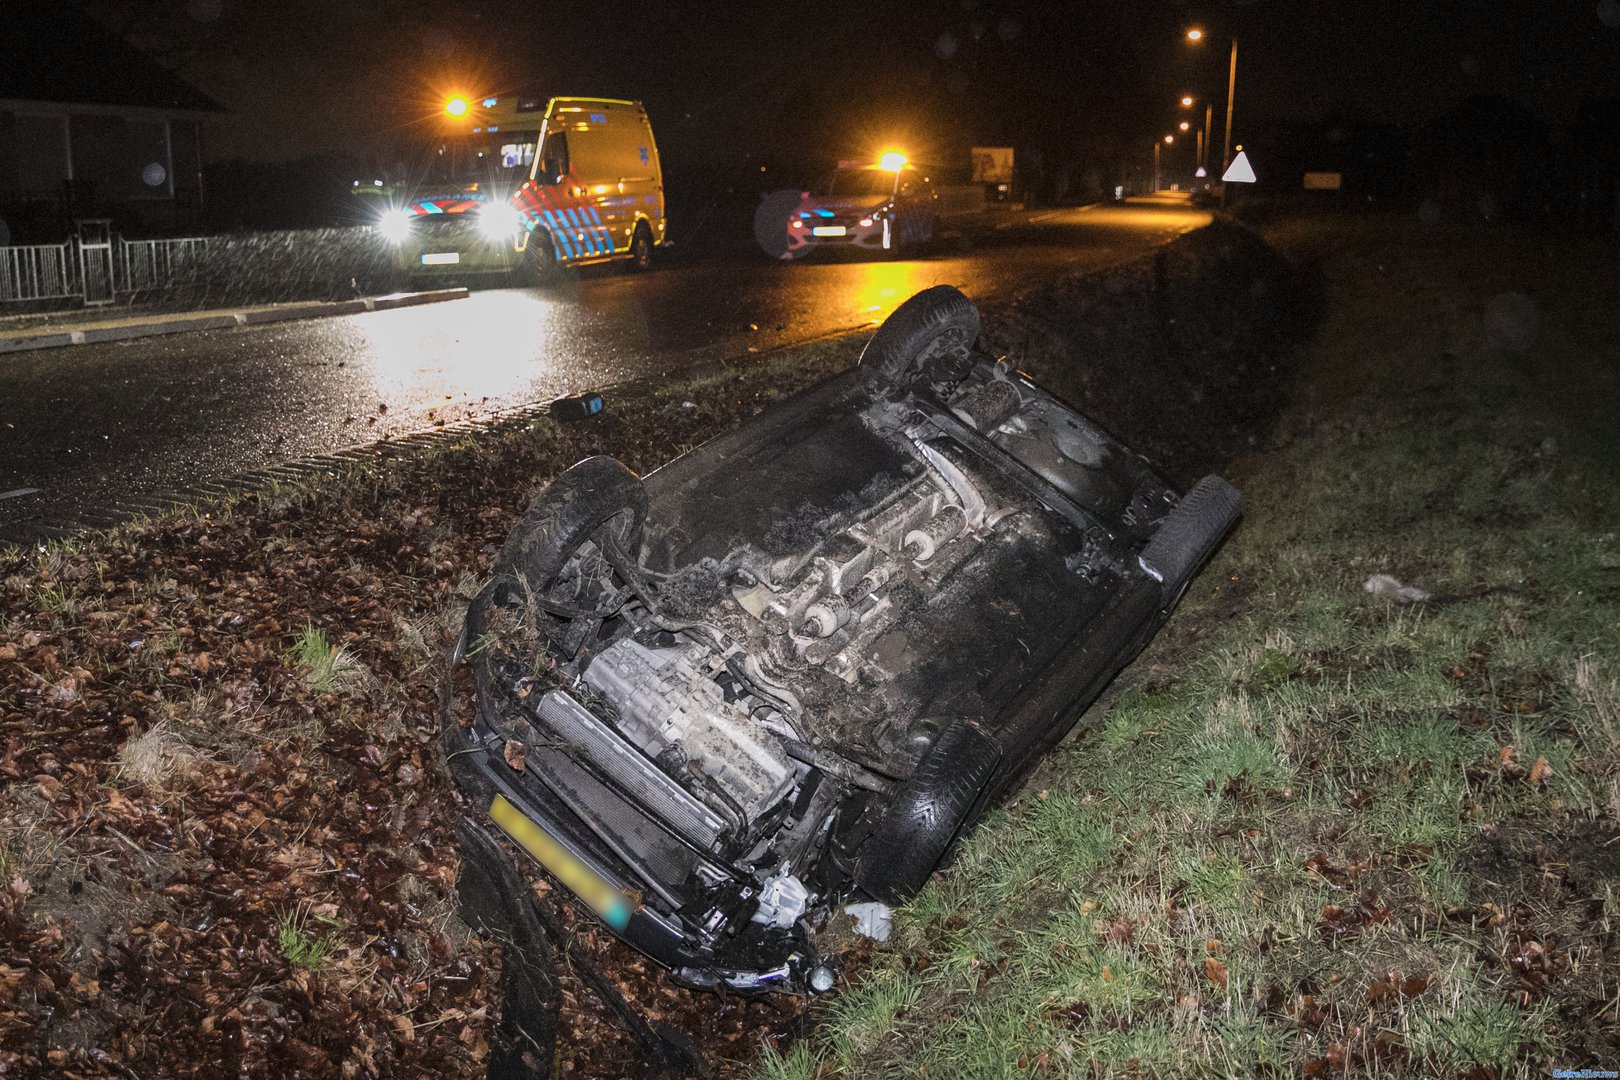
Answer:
477;202;522;239
377;208;412;244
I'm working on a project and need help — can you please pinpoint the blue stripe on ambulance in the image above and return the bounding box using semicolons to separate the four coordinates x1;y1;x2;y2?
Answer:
587;207;614;252
543;211;575;258
559;208;586;253
568;209;602;254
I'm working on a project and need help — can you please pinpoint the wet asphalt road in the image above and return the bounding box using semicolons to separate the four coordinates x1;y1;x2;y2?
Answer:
0;196;1208;544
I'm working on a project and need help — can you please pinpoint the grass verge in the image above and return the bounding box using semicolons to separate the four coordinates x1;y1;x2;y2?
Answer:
763;218;1620;1078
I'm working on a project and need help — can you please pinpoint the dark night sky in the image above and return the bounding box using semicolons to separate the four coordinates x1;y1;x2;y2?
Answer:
88;0;1620;171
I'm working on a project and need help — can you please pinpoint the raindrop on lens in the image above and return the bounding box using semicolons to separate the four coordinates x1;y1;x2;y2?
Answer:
935;31;959;58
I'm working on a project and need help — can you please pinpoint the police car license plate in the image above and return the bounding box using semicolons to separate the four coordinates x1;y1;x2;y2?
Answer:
421;252;460;265
487;794;633;931
811;225;846;237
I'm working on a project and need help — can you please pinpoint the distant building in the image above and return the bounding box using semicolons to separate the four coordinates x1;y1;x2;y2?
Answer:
0;6;224;241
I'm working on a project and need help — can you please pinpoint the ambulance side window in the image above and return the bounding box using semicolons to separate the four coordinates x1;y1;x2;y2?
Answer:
538;132;569;185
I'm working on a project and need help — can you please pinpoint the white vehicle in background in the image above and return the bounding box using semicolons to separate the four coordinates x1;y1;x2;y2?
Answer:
783;152;938;258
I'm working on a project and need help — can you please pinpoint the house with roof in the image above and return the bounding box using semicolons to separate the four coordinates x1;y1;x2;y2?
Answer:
0;5;224;242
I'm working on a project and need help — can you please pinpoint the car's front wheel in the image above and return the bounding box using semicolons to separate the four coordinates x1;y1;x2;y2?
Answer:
494;456;648;659
521;231;561;286
855;719;1001;904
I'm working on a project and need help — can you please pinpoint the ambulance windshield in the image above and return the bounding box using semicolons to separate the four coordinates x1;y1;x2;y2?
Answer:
426;133;539;186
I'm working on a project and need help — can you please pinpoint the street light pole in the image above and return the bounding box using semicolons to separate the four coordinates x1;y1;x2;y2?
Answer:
1152;140;1160;192
1203;102;1213;173
1222;38;1238;176
1188;28;1240;199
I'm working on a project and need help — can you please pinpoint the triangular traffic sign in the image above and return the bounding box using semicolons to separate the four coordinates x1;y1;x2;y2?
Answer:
1222;150;1256;184
1194;166;1207;178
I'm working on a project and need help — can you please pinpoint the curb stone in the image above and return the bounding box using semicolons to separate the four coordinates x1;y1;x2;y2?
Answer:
0;288;470;356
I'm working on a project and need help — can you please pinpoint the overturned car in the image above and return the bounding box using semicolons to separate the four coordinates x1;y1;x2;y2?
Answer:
446;286;1240;993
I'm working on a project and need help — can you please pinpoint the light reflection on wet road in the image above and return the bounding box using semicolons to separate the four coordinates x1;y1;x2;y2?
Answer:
0;196;1207;541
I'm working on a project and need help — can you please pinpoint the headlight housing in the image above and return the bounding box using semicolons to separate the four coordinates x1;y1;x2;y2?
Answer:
477;201;522;240
377;208;413;244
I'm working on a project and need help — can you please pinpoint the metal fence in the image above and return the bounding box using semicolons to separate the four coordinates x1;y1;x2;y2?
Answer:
0;243;78;303
118;236;210;293
0;229;212;306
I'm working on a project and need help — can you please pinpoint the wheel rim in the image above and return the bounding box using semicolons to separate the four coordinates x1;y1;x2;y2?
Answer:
633;232;651;268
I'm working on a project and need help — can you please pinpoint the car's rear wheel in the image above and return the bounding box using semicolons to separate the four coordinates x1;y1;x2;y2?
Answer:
627;222;654;272
855;719;1001;905
860;284;981;388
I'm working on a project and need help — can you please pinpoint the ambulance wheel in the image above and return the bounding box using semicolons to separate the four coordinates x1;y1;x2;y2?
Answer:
523;234;560;285
628;224;654;272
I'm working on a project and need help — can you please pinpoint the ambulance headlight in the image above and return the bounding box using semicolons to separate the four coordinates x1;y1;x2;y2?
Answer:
477;202;522;239
377;208;412;244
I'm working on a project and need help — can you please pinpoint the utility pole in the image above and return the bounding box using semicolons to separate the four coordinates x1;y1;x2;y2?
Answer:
1220;38;1238;206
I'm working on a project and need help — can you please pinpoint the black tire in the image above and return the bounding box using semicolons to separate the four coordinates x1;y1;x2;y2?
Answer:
521;231;560;285
856;719;1001;905
497;456;647;598
859;284;981;388
627;222;654;272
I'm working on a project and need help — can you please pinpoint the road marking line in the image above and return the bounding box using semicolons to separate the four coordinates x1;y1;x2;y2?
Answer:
0;488;41;501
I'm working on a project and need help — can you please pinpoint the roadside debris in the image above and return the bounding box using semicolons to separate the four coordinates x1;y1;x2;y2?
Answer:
844;902;893;943
1363;574;1430;604
548;392;605;422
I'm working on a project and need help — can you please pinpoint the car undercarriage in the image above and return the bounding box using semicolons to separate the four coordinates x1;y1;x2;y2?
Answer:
445;285;1241;992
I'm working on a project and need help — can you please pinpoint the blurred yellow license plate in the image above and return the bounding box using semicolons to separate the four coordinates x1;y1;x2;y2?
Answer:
420;252;460;265
811;225;846;237
488;794;633;930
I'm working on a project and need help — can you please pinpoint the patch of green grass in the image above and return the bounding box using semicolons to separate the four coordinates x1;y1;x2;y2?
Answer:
287;623;359;692
35;582;86;627
766;220;1616;1077
1409;995;1558;1073
276;903;338;971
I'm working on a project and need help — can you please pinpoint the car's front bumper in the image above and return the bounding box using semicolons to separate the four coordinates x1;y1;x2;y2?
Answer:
786;219;888;252
443;658;816;992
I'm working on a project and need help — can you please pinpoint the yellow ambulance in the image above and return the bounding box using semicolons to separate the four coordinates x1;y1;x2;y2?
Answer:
376;95;666;280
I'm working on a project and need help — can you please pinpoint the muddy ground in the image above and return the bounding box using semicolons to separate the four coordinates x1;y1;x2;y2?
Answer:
0;219;1312;1078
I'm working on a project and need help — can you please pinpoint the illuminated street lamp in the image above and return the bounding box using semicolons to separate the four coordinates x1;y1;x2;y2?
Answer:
1185;27;1203;41
1153;135;1175;191
1181;95;1195;107
444;95;469;117
878;150;908;172
1179;121;1190;132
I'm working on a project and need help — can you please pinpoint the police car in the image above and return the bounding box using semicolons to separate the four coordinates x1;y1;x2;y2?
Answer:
784;152;938;257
